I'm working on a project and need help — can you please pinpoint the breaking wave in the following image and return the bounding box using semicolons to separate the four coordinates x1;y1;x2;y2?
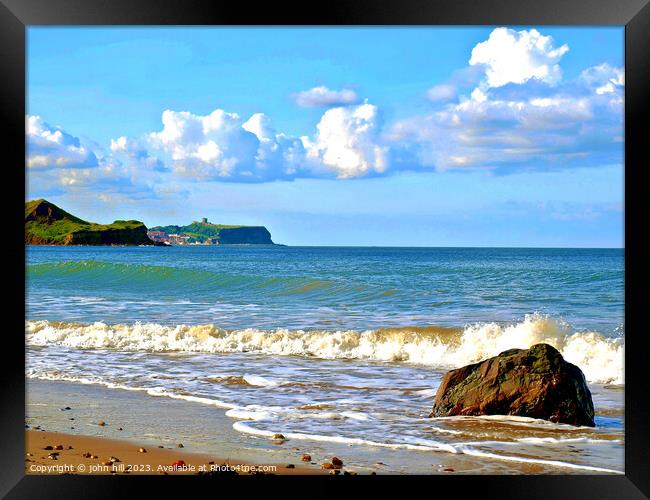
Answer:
26;314;623;384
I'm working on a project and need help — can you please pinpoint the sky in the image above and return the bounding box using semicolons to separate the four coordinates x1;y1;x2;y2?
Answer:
26;27;624;247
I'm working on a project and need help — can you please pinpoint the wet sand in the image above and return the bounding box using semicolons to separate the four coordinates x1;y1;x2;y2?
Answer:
25;430;322;475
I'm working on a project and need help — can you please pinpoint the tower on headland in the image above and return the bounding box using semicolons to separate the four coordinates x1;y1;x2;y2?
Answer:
201;217;208;224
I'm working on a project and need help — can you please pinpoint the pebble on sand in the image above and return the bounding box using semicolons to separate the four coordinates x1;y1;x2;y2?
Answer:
98;421;106;426
177;443;184;448
54;445;64;450
301;454;311;462
138;448;147;453
331;457;343;467
285;464;295;469
43;446;53;450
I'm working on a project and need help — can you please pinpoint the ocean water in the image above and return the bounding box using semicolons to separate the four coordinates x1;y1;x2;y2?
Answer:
26;246;625;473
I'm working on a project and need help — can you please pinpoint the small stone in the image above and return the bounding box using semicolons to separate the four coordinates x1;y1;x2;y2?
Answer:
272;433;285;440
443;467;454;472
158;445;164;448
110;456;120;463
331;457;343;467
98;421;106;426
61;407;71;411
54;445;64;450
67;446;73;450
43;446;53;450
321;463;334;469
285;464;295;469
69;418;74;421
208;461;215;465
138;448;147;453
91;455;98;459
82;452;91;458
329;469;340;475
301;454;311;462
102;461;113;466
177;443;184;448
26;453;33;457
118;427;123;431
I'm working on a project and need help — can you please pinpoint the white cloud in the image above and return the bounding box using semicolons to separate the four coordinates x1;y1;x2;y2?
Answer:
387;87;618;172
26;116;98;169
110;135;166;172
301;103;388;179
579;63;625;95
469;27;569;89
293;86;359;107
146;108;306;181
426;84;457;103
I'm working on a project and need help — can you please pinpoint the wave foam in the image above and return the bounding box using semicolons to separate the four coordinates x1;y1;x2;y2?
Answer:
26;314;623;384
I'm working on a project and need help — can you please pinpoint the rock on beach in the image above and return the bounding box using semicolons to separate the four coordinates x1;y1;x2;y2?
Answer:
430;343;595;427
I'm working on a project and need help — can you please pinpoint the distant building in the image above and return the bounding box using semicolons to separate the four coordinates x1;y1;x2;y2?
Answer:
201;217;208;224
147;230;169;243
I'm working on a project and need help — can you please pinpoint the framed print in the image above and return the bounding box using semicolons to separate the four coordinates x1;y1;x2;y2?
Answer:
1;0;648;497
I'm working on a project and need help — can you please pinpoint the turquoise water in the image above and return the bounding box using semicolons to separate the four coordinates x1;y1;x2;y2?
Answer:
26;246;624;333
25;246;625;474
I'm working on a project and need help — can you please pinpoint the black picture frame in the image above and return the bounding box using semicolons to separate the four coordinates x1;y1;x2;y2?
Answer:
2;0;648;497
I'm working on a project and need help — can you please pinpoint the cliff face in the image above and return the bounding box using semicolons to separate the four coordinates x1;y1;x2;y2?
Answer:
218;227;273;244
25;199;155;246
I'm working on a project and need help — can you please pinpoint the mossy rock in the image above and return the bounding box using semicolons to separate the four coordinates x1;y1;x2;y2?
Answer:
430;343;595;427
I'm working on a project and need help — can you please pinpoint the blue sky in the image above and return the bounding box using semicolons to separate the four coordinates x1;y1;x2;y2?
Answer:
27;27;624;247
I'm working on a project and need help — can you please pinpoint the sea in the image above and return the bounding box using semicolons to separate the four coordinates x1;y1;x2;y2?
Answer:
25;246;625;474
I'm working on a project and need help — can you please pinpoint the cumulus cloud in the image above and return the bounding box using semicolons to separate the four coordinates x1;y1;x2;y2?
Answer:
293;86;359;107
26;116;98;169
388;85;620;172
385;28;622;174
27;27;623;194
116;104;388;182
145;108;307;182
469;27;569;89
301;102;388;179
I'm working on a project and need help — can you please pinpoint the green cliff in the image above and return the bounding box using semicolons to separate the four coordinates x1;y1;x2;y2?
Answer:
25;199;155;246
150;220;274;245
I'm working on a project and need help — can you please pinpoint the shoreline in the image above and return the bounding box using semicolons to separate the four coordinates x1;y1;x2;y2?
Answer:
25;430;322;475
25;379;365;476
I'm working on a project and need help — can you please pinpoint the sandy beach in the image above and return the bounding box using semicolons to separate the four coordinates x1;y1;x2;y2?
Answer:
25;430;324;475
